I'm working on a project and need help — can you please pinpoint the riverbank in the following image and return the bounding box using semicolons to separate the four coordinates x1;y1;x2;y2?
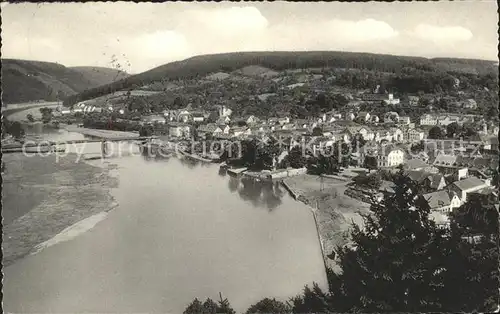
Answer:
2;102;60;121
282;174;370;273
30;210;116;256
2;152;119;266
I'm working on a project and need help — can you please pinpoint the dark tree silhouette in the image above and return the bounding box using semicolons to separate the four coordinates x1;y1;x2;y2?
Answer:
363;155;378;172
286;146;308;169
312;127;323;136
7;121;25;139
246;298;292;314
139;125;154;137
184;175;499;313
428;126;445;140
183;298;204;314
446;122;461;138
328;175;451;312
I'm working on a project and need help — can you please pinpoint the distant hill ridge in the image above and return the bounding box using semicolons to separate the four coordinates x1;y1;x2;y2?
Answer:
63;51;498;106
1;59;129;105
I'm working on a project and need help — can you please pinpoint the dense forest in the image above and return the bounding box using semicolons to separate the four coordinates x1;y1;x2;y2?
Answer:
63;51;498;106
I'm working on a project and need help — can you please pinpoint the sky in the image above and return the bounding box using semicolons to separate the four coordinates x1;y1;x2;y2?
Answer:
1;1;498;74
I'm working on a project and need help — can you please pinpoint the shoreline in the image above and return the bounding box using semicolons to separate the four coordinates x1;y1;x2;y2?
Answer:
2;152;119;267
29;209;112;257
29;198;120;258
282;175;370;274
282;180;329;276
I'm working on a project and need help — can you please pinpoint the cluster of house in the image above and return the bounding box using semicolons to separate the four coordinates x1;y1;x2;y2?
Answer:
56;103;104;115
419;113;481;126
435;97;478;110
356;143;407;168
367;151;498;228
419;113;499;137
155;104;431;151
360;92;400;105
388;94;478;110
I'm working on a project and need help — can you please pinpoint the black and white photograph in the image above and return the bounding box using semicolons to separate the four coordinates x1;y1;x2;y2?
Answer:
1;1;499;313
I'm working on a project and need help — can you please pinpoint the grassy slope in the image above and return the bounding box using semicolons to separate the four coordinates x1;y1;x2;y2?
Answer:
64;51;498;106
70;66;130;87
1;59;129;105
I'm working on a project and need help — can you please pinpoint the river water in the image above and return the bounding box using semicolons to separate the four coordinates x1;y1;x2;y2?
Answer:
2;128;327;313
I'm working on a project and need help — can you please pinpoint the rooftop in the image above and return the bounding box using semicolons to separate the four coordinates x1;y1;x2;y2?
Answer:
452;177;487;191
404;159;428;170
423;190;453;209
433;154;458;167
198;123;219;133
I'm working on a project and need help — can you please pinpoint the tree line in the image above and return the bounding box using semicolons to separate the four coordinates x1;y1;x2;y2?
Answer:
427;122;481;140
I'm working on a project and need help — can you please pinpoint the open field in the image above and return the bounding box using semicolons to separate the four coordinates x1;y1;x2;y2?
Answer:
76;90;162;107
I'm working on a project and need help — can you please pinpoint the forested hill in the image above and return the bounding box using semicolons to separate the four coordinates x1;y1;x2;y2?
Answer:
64;51;498;106
1;59;129;105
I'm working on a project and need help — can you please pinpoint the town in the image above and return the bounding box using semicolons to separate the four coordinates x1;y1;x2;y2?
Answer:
2;60;499;313
34;65;497;229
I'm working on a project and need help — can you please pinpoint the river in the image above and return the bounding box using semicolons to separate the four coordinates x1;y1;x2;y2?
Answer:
2;128;327;313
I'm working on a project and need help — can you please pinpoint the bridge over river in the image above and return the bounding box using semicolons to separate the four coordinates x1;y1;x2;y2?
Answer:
1;137;158;153
2;125;158;154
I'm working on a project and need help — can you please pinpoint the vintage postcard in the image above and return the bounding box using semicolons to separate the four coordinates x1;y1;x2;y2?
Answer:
2;1;499;313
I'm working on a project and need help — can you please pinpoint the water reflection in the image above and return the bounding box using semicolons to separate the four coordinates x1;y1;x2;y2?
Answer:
178;156;200;169
228;176;239;192
235;177;284;211
218;167;227;177
139;145;173;162
262;182;285;210
141;149;285;211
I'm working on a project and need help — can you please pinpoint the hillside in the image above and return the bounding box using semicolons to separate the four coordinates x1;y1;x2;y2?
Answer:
64;51;498;106
70;66;129;87
1;59;129;105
